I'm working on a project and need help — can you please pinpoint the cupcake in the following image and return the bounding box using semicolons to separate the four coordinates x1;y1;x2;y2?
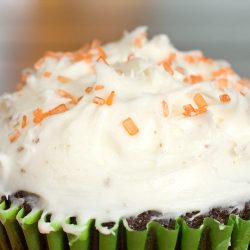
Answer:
0;26;250;250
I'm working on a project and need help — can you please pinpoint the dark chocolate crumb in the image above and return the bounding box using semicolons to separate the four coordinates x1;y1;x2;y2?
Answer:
45;214;52;223
20;168;26;174
182;211;205;228
69;217;77;225
101;222;116;229
32;137;40;144
127;211;161;231
12;190;40;215
0;195;11;209
239;201;250;220
17;146;24;152
208;208;230;224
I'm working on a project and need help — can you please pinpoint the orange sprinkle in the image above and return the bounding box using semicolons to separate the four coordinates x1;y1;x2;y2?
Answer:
162;100;169;117
34;58;44;69
21;115;28;129
57;89;78;104
212;67;234;78
16;82;25;91
122;118;139;136
95;85;104;91
163;61;174;75
21;73;28;82
184;55;196;64
200;56;214;65
85;86;93;93
93;96;105;105
195;106;207;115
183;104;195;117
57;75;72;84
97;47;107;59
33;108;46;124
33;104;68;124
73;52;93;62
106;91;115;106
133;32;147;48
48;104;68;116
193;93;207;108
219;94;231;103
168;53;177;63
216;78;228;90
45;51;61;59
97;56;108;64
184;75;204;84
43;71;52;78
9;129;21;143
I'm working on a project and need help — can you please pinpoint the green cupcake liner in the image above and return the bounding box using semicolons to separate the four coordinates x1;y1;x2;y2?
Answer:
1;201;250;250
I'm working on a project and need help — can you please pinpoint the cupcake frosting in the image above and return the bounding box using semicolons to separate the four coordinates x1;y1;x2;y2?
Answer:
0;27;250;229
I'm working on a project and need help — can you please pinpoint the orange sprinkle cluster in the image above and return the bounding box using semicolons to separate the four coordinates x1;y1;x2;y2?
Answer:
33;104;68;124
183;93;208;117
162;100;169;117
219;94;231;103
122;118;139;136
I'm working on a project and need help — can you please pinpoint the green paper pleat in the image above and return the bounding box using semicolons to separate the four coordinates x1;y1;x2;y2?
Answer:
17;208;44;250
40;213;67;250
66;219;93;250
99;222;119;250
230;215;250;250
0;201;26;250
47;230;66;250
0;221;11;250
180;218;203;250
204;217;234;250
152;221;179;250
125;221;149;250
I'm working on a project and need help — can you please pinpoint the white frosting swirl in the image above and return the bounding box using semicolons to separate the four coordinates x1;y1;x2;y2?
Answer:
0;27;250;227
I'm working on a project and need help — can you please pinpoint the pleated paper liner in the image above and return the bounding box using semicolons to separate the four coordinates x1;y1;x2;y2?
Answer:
1;200;250;250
